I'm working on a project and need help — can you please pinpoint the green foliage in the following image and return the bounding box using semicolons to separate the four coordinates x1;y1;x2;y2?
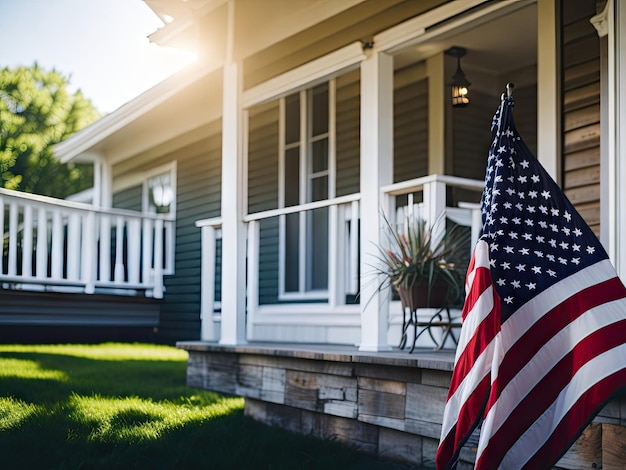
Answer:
0;64;100;197
0;343;407;469
373;213;469;290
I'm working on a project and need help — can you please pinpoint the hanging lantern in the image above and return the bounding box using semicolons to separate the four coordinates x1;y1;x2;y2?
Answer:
445;46;471;108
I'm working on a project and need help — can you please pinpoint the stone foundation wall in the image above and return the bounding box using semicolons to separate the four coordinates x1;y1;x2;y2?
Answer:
177;342;626;468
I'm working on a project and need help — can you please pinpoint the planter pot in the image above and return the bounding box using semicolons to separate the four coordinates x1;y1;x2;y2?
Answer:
397;281;448;312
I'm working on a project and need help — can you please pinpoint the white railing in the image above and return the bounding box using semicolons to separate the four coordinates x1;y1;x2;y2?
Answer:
196;174;484;345
195;194;361;342
195;217;222;341
381;174;484;251
380;174;484;348
0;188;173;299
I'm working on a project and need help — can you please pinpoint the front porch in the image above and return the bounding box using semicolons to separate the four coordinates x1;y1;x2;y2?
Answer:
196;174;484;349
177;341;626;469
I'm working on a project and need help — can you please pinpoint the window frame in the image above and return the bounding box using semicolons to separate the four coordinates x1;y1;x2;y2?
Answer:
277;80;337;301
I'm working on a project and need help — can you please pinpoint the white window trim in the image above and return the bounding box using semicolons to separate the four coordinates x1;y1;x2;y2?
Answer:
277;80;337;301
242;42;364;108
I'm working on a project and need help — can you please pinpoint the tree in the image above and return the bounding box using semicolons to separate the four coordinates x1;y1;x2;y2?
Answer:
0;64;101;198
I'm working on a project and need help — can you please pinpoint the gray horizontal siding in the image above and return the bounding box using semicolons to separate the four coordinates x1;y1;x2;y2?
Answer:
112;185;142;211
0;290;159;326
336;69;360;197
112;124;222;343
248;102;279;214
163;130;222;342
394;74;428;183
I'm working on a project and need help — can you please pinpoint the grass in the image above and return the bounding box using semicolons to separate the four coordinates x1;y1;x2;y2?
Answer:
0;343;410;469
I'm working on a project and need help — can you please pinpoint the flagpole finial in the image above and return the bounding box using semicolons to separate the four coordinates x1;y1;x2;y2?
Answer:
506;82;515;97
501;82;515;101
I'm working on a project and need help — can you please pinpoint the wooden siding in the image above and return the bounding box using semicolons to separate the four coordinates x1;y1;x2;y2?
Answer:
394;70;428;183
0;290;160;343
248;102;281;305
450;89;495;206
336;69;361;197
243;0;448;90
112;123;222;343
164;131;222;342
248;102;280;214
258;218;280;305
561;0;601;235
112;185;142;211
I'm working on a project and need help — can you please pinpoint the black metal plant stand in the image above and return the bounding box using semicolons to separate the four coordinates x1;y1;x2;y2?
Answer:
399;305;461;353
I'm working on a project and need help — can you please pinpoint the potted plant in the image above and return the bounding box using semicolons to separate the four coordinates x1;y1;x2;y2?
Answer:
370;212;470;312
369;212;470;351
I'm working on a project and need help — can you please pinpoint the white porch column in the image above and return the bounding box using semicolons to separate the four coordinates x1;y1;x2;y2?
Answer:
219;0;247;345
537;0;559;180
591;0;626;275
359;49;394;352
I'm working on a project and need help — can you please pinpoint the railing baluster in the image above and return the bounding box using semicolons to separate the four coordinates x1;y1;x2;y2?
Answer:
114;216;125;283
201;224;217;341
22;205;33;277
99;214;111;282
246;220;259;341
51;210;63;279
82;211;96;294
142;218;153;287
327;204;339;307
127;217;141;284
153;218;164;299
349;200;359;295
0;196;4;275
66;212;81;281
8;202;18;277
36;207;48;279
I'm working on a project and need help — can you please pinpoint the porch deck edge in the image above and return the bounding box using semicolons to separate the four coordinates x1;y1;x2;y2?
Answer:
176;340;456;371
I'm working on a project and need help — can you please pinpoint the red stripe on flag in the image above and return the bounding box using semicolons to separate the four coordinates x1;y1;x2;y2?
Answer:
525;369;626;469
448;265;499;398
436;374;491;469
475;317;626;469
436;241;501;470
488;277;626;409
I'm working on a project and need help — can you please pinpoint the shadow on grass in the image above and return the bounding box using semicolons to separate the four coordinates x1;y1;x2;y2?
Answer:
0;347;416;469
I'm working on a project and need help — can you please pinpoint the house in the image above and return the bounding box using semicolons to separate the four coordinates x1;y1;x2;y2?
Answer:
3;0;624;466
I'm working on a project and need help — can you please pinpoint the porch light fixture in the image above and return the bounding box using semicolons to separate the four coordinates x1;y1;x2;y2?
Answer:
445;46;471;108
150;174;173;214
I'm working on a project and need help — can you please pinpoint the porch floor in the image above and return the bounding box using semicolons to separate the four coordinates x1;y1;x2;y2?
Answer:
177;341;456;371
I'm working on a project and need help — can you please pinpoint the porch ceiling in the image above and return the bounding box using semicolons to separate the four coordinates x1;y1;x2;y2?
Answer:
394;2;537;80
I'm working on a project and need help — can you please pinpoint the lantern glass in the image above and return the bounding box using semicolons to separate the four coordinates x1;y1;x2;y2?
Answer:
451;85;470;108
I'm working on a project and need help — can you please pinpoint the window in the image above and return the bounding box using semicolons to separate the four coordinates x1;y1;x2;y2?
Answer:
142;163;177;275
279;82;334;299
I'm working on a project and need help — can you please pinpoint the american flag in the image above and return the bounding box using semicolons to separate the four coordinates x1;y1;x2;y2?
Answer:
436;95;626;469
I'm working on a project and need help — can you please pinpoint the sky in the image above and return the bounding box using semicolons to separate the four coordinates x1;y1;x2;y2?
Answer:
0;0;197;114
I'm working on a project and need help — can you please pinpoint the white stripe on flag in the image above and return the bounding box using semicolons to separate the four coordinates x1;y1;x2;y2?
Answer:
502;342;626;468
476;297;626;462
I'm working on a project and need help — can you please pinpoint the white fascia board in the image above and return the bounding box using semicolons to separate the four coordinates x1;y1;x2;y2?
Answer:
148;0;227;46
148;17;193;46
55;61;222;164
241;41;365;108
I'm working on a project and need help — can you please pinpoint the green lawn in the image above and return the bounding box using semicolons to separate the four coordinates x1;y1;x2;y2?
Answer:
0;343;410;469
